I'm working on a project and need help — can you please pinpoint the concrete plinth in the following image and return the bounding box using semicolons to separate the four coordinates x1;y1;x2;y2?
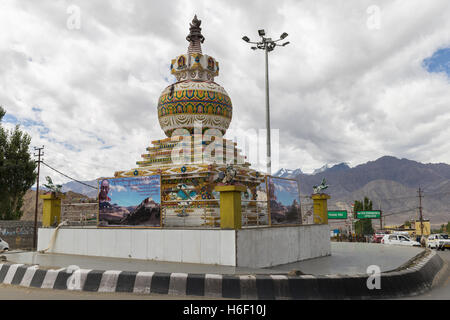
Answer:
40;193;65;227
37;225;331;268
311;193;330;225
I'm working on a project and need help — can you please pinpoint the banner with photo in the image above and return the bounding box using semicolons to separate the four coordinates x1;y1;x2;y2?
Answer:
267;176;302;225
98;175;161;227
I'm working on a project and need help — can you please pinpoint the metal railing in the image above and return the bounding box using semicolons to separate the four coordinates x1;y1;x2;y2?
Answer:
161;199;220;228
61;202;98;226
241;200;269;227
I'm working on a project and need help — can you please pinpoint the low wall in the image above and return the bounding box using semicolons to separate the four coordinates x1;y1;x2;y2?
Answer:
37;224;331;268
236;224;331;268
38;228;236;266
0;221;41;250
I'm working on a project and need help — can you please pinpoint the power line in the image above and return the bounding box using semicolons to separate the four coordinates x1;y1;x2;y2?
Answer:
381;207;417;217
42;161;98;190
422;191;450;197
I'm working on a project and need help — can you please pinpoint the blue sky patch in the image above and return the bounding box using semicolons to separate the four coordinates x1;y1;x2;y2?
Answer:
423;47;450;77
3;113;19;124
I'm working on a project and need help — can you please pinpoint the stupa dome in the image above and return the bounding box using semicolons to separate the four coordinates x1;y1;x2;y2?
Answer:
157;15;232;137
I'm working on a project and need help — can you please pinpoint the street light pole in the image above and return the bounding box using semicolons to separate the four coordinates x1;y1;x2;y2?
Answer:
242;30;289;176
264;45;271;175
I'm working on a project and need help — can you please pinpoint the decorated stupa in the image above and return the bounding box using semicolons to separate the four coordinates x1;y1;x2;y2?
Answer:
114;15;267;227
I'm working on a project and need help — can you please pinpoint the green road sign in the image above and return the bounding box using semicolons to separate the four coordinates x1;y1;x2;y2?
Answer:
328;210;348;219
356;210;381;219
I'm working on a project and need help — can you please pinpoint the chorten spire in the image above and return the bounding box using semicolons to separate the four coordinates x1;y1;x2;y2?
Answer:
186;15;204;54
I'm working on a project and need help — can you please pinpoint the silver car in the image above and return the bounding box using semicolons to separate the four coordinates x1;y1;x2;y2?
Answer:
381;234;421;247
0;237;9;251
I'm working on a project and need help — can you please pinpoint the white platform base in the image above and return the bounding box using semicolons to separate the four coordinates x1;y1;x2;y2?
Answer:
37;224;331;268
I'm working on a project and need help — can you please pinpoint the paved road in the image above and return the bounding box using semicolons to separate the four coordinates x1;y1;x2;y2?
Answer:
401;250;450;300
274;242;423;275
0;283;223;300
4;242;423;276
0;243;436;300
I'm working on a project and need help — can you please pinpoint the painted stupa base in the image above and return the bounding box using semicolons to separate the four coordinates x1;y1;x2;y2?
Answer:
114;159;267;228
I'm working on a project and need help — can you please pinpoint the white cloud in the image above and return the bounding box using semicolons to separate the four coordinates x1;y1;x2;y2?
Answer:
0;0;449;182
110;185;126;192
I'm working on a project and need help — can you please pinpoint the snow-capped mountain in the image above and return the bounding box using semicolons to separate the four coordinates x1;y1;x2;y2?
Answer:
312;164;330;175
312;163;351;175
273;168;303;178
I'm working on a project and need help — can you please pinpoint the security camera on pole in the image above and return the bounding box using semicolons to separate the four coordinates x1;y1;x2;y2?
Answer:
242;30;289;175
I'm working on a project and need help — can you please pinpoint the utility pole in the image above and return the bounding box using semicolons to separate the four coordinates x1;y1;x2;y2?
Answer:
418;187;424;242
380;210;383;230
349;202;354;239
33;146;44;249
379;202;383;230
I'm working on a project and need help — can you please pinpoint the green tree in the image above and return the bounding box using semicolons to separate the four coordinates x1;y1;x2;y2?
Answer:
404;220;411;228
354;197;374;236
0;106;37;220
446;222;450;234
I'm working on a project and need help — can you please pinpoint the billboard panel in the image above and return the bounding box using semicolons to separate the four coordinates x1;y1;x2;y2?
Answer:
98;175;161;227
267;176;301;225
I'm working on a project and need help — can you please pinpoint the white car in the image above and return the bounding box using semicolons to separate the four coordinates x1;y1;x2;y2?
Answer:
381;234;421;247
427;234;450;250
0;237;9;251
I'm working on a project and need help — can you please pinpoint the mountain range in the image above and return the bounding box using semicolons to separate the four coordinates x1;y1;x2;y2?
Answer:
52;155;450;226
275;156;450;226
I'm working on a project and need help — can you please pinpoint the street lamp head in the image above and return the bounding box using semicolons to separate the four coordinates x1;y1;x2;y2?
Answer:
251;46;257;50
258;29;265;37
282;41;290;46
280;32;288;39
242;36;250;42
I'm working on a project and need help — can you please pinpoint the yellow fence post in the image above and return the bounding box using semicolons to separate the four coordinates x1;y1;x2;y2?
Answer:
215;185;246;229
40;193;65;227
311;193;330;225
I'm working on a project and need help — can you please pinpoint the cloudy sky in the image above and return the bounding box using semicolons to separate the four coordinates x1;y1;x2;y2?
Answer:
1;0;450;184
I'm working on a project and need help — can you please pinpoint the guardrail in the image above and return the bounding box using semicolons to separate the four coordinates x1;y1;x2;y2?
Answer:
61;203;98;226
241;200;269;227
161;199;220;228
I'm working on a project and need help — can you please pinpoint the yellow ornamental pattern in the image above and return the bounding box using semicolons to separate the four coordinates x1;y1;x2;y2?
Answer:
158;89;232;119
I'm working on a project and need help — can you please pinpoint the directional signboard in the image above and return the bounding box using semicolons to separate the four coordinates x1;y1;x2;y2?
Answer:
356;210;381;219
328;210;347;219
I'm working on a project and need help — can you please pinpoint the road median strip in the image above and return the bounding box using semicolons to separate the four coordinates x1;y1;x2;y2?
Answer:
0;249;444;299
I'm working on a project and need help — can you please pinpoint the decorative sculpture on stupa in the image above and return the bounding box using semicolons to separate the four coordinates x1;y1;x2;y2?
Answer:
158;14;232;137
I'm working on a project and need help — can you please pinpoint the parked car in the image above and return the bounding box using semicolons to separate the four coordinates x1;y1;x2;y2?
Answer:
372;232;388;243
381;234;421;247
0;237;9;251
427;234;450;250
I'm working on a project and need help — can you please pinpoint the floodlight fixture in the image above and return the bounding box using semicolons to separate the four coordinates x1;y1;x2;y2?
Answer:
280;32;288;39
258;29;265;36
242;36;250;42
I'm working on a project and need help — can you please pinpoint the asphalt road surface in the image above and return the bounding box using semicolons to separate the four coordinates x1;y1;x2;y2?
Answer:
0;246;447;300
4;242;423;276
400;250;450;300
0;283;223;300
